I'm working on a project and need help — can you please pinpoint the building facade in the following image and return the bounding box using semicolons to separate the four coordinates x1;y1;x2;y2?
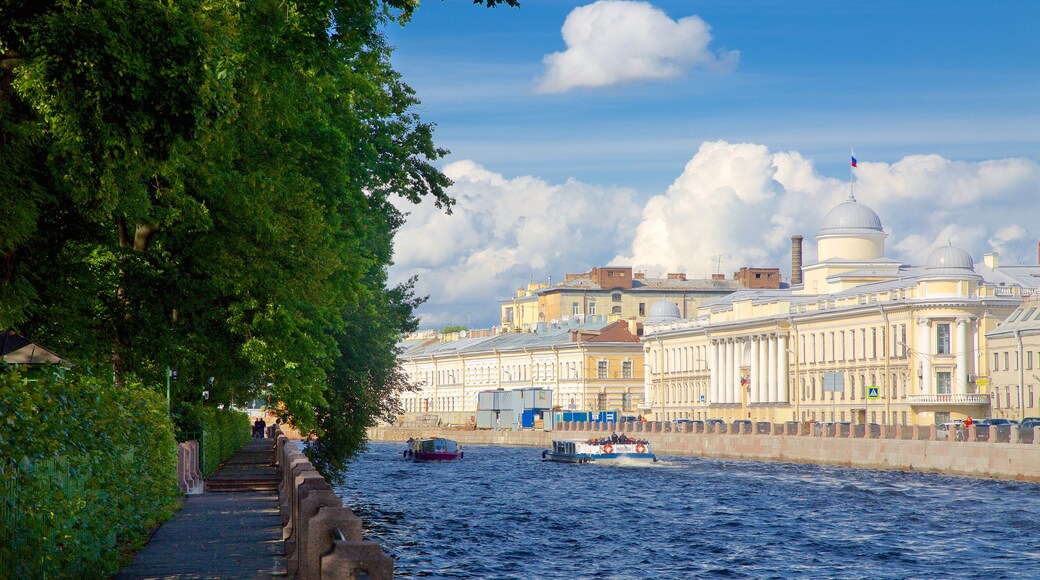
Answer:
397;319;646;425
642;194;1023;427
986;295;1040;421
500;266;745;332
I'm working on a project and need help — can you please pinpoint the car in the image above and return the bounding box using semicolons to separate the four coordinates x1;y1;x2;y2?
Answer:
936;421;964;440
979;418;1013;427
1020;418;1040;430
705;418;727;433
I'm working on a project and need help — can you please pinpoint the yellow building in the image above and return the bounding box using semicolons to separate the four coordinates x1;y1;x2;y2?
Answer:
500;266;744;332
397;319;646;426
642;194;1023;427
986;295;1040;421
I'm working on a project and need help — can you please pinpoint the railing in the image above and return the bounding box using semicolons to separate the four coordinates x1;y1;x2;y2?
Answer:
275;427;394;579
908;393;991;405
559;420;1040;445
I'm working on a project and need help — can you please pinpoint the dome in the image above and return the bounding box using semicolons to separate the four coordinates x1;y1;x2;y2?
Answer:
819;196;884;235
926;245;974;270
644;300;681;324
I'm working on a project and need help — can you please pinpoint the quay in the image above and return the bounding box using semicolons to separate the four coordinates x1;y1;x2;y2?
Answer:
116;431;393;579
370;420;1040;482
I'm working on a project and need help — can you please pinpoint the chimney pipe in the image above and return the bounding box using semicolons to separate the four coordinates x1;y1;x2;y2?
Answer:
791;235;804;286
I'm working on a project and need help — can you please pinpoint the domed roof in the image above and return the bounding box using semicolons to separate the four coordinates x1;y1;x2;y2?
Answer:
926;245;974;270
644;300;681;324
819;195;884;235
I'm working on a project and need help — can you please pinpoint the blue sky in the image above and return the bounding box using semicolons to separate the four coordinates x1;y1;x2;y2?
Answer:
382;1;1040;330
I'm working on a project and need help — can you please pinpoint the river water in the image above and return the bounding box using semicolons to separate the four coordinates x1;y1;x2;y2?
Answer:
333;442;1040;579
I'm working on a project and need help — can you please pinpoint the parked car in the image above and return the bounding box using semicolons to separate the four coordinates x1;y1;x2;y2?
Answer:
705;418;727;433
732;419;753;433
936;421;964;440
1020;418;1040;430
980;418;1013;427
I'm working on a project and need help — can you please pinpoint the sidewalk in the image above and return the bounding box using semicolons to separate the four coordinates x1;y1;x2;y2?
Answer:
115;438;287;579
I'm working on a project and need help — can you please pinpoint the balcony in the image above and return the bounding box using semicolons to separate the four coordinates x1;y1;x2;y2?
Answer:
908;393;991;406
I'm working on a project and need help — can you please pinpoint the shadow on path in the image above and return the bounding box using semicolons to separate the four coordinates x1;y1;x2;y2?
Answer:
115;438;287;579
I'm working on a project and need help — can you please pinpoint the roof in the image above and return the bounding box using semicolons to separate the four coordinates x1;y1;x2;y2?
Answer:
1;329;68;365
818;196;884;236
400;318;640;359
541;277;743;293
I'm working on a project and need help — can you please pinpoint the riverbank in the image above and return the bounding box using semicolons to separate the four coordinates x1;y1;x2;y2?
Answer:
369;423;1040;482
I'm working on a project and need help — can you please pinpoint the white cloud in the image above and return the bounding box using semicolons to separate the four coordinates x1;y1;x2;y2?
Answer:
389;160;641;328
536;1;738;94
395;145;1040;329
617;141;1040;281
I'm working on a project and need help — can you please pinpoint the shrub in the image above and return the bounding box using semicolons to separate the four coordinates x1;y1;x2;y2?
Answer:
0;366;181;578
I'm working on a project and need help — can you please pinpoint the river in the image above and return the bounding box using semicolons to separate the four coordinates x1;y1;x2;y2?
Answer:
333;442;1040;579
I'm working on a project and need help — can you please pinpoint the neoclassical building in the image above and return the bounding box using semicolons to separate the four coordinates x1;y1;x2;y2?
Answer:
642;194;1024;426
986;295;1040;420
397;319;645;425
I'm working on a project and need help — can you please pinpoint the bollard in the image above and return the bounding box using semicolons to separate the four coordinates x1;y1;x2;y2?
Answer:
320;539;394;580
288;478;341;578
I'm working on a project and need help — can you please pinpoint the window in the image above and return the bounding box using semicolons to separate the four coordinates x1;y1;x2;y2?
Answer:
505;307;514;323
597;393;607;411
936;323;951;354
871;328;877;359
900;324;907;357
936;371;951;394
860;329;867;360
597;360;608;378
639;303;645;316
572;302;580;316
612;306;622;315
840;330;846;360
1028;351;1034;371
622;360;633;378
1004;352;1010;371
612;293;622;302
589;302;597;315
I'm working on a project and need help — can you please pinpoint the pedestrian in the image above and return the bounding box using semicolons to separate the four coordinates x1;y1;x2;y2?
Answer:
258;417;267;438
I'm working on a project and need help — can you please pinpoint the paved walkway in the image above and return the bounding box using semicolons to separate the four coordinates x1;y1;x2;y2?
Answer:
115;438;287;579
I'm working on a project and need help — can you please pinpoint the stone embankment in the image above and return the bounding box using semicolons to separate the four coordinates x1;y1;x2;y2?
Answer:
370;420;1040;482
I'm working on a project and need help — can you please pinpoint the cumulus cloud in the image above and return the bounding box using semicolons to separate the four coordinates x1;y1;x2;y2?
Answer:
536;1;738;94
617;141;1040;281
389;161;641;328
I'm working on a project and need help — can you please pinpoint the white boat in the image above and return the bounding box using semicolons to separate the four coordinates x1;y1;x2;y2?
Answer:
542;438;655;464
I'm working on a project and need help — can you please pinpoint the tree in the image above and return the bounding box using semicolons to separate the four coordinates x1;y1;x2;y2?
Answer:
1;0;513;476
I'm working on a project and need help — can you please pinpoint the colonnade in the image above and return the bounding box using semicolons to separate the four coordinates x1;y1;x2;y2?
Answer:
709;334;789;405
916;317;973;395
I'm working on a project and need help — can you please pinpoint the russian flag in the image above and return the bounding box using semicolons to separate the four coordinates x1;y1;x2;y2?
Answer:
851;155;858;168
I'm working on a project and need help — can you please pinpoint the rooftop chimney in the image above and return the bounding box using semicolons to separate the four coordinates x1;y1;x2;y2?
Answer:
791;235;804;286
712;273;725;280
984;252;999;269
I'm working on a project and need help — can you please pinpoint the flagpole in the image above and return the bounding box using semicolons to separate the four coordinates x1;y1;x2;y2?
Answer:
850;147;856;201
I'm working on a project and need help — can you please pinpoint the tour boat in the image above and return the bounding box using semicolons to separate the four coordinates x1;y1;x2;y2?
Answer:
542;438;655;464
404;437;463;462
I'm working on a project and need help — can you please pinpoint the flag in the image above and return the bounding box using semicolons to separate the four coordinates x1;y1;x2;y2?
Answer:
850;155;857;168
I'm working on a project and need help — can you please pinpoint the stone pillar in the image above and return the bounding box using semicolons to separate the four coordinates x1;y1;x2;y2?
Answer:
777;334;789;403
918;318;932;394
709;341;719;405
956;317;971;394
724;340;734;404
761;336;769;405
750;338;760;405
768;334;778;403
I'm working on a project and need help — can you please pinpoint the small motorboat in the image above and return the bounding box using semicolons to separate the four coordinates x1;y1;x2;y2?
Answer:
404;437;463;462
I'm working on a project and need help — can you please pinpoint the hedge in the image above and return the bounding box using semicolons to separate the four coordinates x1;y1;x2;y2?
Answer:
0;366;181;578
171;403;250;476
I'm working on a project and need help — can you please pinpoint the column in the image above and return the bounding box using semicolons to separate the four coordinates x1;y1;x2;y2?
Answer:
777;334;789;403
956;318;971;394
709;341;719;405
758;335;769;404
918;318;932;394
721;340;730;404
750;338;760;404
736;340;744;405
768;334;778;403
644;348;653;406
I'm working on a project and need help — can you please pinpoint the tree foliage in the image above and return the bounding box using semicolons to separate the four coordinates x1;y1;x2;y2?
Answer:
0;0;480;474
